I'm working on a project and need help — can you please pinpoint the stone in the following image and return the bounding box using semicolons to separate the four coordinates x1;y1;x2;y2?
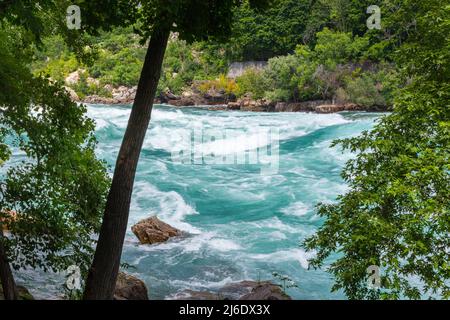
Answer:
227;102;241;110
65;70;81;85
171;280;292;301
314;104;346;113
131;216;182;245
171;290;220;300
114;272;149;300
64;86;79;102
239;282;291;300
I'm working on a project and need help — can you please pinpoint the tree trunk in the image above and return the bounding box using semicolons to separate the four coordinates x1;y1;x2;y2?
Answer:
83;27;170;300
0;229;18;300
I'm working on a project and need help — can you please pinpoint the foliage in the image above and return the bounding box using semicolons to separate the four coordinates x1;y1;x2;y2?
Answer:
304;0;450;299
196;75;239;96
236;68;269;99
229;0;311;60
0;18;110;286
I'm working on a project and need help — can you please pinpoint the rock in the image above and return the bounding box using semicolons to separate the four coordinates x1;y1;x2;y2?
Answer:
86;77;100;86
110;86;137;104
103;84;114;93
0;283;34;300
131;216;182;245
114;272;149;300
314;104;346;113
168;97;195;107
227;102;241;110
165;90;180;100
65;70;81;85
171;290;220;300
238;98;275;112
82;95;116;104
275;100;333;112
64;86;79;102
240;282;291;300
171;280;292;300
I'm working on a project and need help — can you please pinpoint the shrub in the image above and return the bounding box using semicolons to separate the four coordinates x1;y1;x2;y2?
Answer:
236;69;268;99
344;73;386;107
197;74;239;95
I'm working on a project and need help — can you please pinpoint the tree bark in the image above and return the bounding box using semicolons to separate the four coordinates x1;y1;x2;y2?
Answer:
0;229;18;300
83;26;170;300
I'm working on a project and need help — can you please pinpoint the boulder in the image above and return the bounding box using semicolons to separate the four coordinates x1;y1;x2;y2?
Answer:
114;272;149;300
131;216;182;245
171;280;291;300
65;70;82;85
274;100;332;112
240;282;291;300
172;290;220;300
64;86;79;102
82;95;116;104
227;102;241;110
314;104;346;113
239;98;275;112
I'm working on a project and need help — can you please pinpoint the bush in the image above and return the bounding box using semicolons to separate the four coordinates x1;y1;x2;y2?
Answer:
344;73;386;107
196;75;239;96
263;54;302;101
236;69;268;99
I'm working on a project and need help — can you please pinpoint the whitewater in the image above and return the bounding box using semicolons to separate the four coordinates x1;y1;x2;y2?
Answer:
15;104;381;299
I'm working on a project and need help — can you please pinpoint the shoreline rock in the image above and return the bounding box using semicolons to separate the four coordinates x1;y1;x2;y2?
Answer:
131;216;182;245
171;280;291;300
74;85;390;113
114;272;149;300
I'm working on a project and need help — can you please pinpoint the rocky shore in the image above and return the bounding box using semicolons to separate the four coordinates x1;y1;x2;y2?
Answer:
68;83;390;114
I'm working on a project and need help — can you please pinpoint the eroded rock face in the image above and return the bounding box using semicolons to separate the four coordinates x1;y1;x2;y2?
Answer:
114;272;149;300
131;216;182;245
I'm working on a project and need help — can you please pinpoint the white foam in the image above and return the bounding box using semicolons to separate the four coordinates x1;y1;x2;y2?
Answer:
249;248;315;269
281;201;310;217
131;181;200;234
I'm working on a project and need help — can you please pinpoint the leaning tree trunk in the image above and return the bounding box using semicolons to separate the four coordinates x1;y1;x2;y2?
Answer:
83;27;171;300
0;229;18;300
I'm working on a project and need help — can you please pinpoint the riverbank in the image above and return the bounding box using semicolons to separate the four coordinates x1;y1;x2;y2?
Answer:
69;85;391;114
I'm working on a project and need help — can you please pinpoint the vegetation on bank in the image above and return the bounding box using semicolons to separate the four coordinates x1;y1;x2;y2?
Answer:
32;0;401;108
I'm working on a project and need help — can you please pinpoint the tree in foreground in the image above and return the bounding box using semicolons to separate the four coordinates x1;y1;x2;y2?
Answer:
0;1;121;299
304;0;449;299
0;25;110;299
83;0;269;299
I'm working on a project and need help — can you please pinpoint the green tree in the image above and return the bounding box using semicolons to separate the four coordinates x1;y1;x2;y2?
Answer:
82;0;270;300
0;24;110;300
304;0;449;299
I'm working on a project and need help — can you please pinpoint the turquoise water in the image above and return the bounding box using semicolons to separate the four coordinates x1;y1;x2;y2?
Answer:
15;104;381;299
